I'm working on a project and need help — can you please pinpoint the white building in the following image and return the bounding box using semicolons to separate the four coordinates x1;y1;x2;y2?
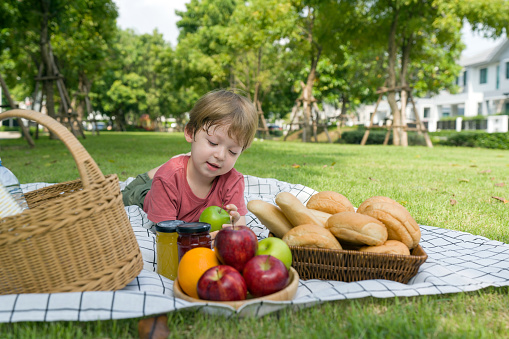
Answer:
358;39;509;133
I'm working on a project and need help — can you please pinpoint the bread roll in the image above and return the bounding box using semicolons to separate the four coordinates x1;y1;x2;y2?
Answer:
326;211;387;246
247;200;293;238
275;192;323;227
282;224;342;250
357;196;400;214
306;191;355;214
308;209;332;227
359;240;411;256
357;201;421;249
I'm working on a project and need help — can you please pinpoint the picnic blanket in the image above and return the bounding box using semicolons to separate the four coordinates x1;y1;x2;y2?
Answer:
2;175;509;322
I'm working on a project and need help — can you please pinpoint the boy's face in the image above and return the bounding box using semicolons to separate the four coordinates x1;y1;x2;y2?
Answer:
185;125;243;180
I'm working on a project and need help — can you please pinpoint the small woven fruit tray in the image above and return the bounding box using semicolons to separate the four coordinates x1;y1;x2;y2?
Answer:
173;267;299;309
289;245;427;284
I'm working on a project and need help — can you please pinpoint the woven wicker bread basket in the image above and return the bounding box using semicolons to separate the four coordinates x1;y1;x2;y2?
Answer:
289;245;427;283
0;109;143;295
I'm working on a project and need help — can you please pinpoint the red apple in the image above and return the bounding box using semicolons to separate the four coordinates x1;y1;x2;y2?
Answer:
196;265;247;301
243;255;289;297
214;226;258;272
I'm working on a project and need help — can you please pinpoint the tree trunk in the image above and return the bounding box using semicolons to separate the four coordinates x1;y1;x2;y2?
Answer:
300;6;322;143
115;111;126;131
399;37;412;147
40;0;57;139
336;94;348;138
253;47;269;139
0;74;35;147
387;6;400;146
76;73;86;122
40;0;54;119
312;103;318;142
302;46;322;143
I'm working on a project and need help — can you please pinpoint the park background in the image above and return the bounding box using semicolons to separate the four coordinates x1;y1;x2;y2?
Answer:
1;0;509;146
1;1;509;338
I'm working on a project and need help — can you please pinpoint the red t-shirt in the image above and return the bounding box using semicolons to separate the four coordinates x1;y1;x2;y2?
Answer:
143;155;247;223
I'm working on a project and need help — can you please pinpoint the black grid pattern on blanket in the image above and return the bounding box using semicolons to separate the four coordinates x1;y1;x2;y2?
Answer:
1;176;509;321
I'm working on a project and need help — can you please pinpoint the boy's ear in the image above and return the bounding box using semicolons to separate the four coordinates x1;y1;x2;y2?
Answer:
184;127;194;142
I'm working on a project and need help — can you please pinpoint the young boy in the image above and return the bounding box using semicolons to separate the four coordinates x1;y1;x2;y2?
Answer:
122;89;258;228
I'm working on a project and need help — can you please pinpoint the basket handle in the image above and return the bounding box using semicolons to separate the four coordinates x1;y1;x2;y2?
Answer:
0;109;105;187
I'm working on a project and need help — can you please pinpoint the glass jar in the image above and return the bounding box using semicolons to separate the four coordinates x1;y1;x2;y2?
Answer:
155;220;183;280
176;222;212;262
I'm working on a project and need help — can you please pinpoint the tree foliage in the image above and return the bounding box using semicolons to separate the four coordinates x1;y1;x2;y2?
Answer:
1;0;508;136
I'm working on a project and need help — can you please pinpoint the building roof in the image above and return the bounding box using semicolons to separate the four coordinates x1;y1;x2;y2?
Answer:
459;39;509;67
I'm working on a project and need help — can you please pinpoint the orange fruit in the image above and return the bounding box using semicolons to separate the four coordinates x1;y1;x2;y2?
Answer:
177;247;220;298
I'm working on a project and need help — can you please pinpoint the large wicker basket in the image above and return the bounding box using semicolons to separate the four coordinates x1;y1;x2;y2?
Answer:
290;245;427;283
0;109;143;295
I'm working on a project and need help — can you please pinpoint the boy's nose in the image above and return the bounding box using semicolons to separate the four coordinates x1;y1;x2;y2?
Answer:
214;147;226;160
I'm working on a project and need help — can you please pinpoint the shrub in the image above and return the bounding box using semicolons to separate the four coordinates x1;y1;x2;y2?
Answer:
442;132;509;149
0;126;21;132
270;129;283;137
338;129;427;146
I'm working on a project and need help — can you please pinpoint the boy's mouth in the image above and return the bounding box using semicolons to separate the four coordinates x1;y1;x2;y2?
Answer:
206;162;220;170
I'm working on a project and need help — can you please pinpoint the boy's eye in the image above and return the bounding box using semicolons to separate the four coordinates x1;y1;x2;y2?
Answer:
208;140;217;146
229;150;238;156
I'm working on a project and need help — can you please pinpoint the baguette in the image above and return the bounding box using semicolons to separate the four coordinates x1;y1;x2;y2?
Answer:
247;200;293;238
275;192;323;227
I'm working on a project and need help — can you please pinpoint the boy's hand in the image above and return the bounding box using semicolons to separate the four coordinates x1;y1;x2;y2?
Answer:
224;204;245;226
210;206;246;247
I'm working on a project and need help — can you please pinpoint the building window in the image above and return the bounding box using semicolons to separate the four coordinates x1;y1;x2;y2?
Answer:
423;107;430;118
463;71;467;86
505;102;509;115
477;102;483;115
458;105;465;116
441;106;451;118
480;68;487;84
506;62;509;79
496;65;500;89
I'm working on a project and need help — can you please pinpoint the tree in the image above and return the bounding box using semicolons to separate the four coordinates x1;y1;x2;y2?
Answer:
2;0;118;137
52;0;118;122
175;0;238;96
350;0;462;146
91;29;175;130
226;0;300;134
316;49;384;128
287;0;362;142
289;0;325;142
350;0;508;146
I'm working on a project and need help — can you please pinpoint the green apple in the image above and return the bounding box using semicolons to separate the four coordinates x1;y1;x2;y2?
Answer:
256;237;292;269
199;205;231;232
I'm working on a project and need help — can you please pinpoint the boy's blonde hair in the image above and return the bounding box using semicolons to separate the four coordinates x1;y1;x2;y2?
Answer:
186;89;258;150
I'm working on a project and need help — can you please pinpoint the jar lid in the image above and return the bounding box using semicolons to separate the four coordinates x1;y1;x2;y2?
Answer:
155;220;184;233
176;222;211;234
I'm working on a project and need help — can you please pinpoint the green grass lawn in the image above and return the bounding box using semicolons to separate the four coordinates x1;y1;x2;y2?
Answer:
1;131;508;338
